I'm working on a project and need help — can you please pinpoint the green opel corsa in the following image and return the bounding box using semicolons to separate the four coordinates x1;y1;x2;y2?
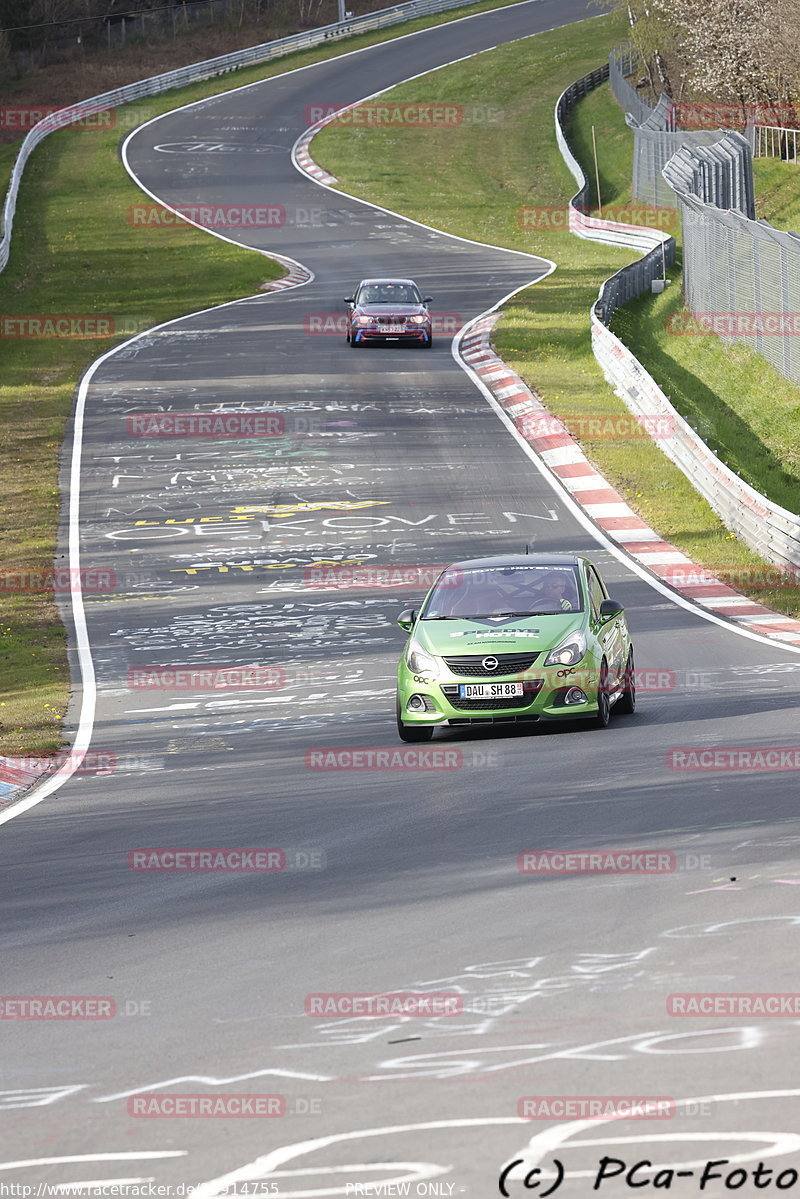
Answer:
395;553;635;742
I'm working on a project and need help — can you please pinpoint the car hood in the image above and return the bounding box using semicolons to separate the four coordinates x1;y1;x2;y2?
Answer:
356;303;427;315
414;612;584;656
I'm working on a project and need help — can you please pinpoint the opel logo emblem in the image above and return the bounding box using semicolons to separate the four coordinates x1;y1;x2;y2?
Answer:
482;656;499;671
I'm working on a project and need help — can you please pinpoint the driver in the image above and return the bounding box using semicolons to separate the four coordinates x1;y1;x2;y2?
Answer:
534;571;574;611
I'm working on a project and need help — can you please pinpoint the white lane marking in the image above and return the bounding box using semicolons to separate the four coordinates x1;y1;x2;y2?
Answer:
49;1181;155;1191
0;290;288;828
0;1153;185;1170
94;1068;332;1103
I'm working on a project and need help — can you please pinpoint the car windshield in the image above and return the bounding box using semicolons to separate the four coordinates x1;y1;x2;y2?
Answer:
422;565;584;619
358;283;422;305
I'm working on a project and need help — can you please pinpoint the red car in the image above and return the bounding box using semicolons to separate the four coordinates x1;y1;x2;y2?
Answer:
345;278;433;348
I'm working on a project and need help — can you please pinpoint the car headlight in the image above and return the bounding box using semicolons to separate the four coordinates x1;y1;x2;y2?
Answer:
406;638;437;674
544;630;587;667
407;315;427;325
354;315;373;326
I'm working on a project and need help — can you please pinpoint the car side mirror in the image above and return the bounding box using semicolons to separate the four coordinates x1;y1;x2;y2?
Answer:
599;598;624;620
396;608;415;632
344;296;355;303
423;296;433;303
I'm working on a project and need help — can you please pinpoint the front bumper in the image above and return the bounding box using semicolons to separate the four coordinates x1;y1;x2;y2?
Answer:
397;664;602;725
352;327;430;343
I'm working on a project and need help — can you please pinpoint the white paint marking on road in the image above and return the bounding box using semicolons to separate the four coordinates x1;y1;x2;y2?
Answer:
0;1153;185;1170
94;1068;332;1103
49;1181;155;1190
190;1119;522;1199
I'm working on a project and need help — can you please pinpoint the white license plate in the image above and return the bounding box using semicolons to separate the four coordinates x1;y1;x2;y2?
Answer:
458;682;524;699
383;325;405;333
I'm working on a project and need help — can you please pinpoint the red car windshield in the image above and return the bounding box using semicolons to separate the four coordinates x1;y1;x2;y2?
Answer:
358;284;422;305
422;565;584;618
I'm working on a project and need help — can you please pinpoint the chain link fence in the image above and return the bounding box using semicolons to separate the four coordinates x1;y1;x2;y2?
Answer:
664;143;800;386
559;61;800;568
610;45;754;212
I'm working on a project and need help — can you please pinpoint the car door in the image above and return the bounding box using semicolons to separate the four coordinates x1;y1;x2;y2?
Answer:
587;564;625;685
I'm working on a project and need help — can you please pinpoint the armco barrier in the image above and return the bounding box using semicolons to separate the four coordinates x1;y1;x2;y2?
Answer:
555;69;800;570
0;0;484;274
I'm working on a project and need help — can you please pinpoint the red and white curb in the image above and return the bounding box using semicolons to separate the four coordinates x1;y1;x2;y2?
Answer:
0;756;54;805
294;122;339;187
460;315;800;647
258;252;314;292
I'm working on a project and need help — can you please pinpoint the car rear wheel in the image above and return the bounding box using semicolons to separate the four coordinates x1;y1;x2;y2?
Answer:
396;697;434;743
617;647;636;715
594;659;611;728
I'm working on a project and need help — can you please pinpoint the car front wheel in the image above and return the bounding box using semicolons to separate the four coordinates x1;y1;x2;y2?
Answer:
594;659;611;728
617;647;636;714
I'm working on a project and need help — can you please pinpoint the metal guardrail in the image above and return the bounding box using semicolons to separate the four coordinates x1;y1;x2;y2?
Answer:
554;72;675;319
555;67;800;570
0;0;485;273
752;123;800;163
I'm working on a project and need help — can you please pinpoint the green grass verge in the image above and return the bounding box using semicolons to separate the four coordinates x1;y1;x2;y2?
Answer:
313;15;800;620
753;156;800;231
0;0;536;757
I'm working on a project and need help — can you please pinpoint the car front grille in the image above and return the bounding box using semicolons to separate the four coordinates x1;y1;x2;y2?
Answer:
442;652;540;677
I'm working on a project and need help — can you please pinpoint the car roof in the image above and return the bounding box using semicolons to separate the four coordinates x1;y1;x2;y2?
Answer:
441;554;587;570
357;278;419;286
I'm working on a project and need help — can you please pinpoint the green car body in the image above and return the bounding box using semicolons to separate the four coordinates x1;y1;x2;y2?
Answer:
395;553;635;742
